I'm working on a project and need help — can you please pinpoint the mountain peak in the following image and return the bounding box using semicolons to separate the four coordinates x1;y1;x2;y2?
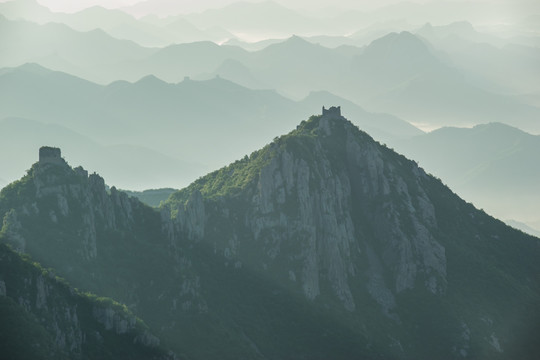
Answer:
5;63;53;76
3;111;540;358
292;106;362;141
168;109;449;311
293;106;366;141
266;35;316;51
365;31;429;57
417;21;476;39
32;146;75;182
285;34;316;47
134;74;167;87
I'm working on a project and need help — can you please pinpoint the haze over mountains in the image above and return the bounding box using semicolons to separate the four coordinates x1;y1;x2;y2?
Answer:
394;122;540;233
0;62;420;186
2;5;539;133
2;0;540;228
0;117;204;189
1;1;540;357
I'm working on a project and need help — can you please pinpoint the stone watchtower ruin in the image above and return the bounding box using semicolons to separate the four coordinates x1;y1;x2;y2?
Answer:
322;106;342;118
39;146;66;165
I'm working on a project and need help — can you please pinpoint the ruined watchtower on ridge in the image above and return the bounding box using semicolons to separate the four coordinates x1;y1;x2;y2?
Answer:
39;146;65;165
322;106;342;118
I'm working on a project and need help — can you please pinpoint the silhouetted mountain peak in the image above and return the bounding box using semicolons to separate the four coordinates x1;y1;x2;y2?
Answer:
468;122;535;142
430;122;531;140
283;34;316;47
135;74;166;86
259;35;327;59
446;20;475;31
2;63;53;76
154;40;220;57
365;31;430;57
472;122;523;133
418;21;476;39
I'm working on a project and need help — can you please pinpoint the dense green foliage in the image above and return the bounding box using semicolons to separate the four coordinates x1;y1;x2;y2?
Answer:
0;241;171;359
165;114;540;359
1;115;539;359
0;295;60;360
169;146;273;204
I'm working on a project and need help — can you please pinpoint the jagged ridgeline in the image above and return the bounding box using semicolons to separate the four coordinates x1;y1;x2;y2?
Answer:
1;109;539;359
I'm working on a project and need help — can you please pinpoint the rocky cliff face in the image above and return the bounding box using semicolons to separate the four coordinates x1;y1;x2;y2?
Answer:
0;242;172;360
0;154;200;358
1;115;539;360
6;159;139;260
166;112;540;359
169;114;447;314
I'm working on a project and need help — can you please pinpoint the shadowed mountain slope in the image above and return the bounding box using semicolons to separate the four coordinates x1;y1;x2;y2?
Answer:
163;111;540;358
0;241;174;360
1;112;539;359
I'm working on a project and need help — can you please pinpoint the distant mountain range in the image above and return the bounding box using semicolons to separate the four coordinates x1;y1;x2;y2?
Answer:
505;220;540;238
1;112;538;359
416;21;540;95
2;12;539;132
0;0;230;47
0;14;156;83
0;117;206;190
339;31;540;132
3;0;538;51
394;122;540;235
0;63;420;189
121;188;178;207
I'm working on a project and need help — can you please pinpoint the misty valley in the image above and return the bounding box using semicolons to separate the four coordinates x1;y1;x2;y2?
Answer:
1;0;539;359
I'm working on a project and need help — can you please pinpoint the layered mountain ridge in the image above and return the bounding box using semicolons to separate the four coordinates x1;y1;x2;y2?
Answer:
393;122;540;232
1;111;539;359
0;63;420;189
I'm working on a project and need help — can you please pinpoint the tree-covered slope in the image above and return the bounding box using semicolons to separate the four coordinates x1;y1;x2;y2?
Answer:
1;147;376;359
1;111;539;359
0;151;193;358
165;110;540;359
0;241;173;360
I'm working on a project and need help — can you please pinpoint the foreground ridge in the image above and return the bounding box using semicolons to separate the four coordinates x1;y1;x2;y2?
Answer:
1;109;539;359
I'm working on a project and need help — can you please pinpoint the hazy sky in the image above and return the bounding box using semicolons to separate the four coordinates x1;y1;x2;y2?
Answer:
29;0;534;14
34;0;403;12
35;0;141;12
34;0;395;13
